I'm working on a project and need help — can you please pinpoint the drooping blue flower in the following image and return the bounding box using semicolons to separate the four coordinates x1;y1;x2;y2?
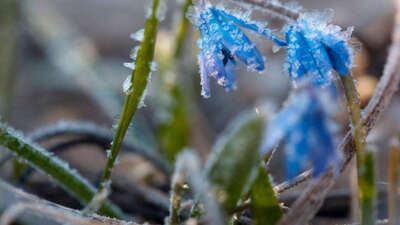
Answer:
261;85;341;180
192;3;286;98
285;11;354;87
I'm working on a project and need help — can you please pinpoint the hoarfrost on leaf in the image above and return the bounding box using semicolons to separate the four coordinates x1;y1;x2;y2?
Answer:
123;75;133;95
157;0;167;21
130;29;145;42
123;62;136;70
150;61;158;72
130;46;140;60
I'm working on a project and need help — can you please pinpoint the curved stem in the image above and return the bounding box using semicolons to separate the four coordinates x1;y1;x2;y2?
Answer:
0;123;124;219
27;121;171;176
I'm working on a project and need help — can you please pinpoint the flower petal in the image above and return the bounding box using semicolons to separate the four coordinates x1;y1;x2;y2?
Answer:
322;35;352;76
210;7;286;47
286;23;334;86
198;53;211;98
209;8;265;71
261;93;311;155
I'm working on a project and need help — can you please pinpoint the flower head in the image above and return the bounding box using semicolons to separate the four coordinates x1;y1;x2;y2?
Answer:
285;11;354;87
191;3;286;98
262;85;341;180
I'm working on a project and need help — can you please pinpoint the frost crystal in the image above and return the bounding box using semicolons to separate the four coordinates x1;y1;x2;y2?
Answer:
130;29;145;42
123;75;133;95
130;46;140;60
150;61;158;72
106;149;112;158
123;62;136;70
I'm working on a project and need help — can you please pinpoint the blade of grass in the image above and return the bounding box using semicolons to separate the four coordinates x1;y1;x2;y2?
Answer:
0;123;124;219
0;179;134;225
388;137;399;225
89;0;161;213
358;148;376;225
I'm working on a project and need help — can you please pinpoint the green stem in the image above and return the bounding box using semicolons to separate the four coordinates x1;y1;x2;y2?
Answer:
168;172;185;225
358;149;376;225
90;0;160;212
174;0;193;58
340;74;371;225
0;123;124;219
388;137;399;225
0;0;17;121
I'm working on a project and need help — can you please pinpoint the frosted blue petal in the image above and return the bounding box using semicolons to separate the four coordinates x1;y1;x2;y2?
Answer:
209;9;265;71
308;107;339;177
286;25;333;86
198;12;228;83
210;7;287;47
261;93;310;155
285;14;354;87
263;89;341;181
322;36;351;76
285;120;310;180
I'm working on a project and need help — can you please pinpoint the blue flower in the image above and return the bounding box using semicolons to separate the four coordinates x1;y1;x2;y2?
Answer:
193;4;286;98
261;86;341;180
285;12;354;87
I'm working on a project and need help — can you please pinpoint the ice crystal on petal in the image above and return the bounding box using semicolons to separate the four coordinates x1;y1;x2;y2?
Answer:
262;86;341;180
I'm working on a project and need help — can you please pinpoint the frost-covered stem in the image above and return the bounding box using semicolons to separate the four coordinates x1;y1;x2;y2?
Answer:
340;73;370;223
88;0;160;213
388;137;399;225
230;0;298;22
0;123;124;219
174;0;192;57
168;170;185;225
358;148;376;225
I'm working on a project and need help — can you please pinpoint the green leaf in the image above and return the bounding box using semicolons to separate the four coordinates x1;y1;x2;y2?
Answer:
0;123;124;219
205;109;267;210
251;166;282;225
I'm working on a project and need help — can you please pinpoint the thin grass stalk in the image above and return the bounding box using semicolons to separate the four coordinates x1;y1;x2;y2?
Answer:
340;74;370;224
388;137;399;225
358;148;376;225
168;167;185;225
89;0;161;213
174;0;193;58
